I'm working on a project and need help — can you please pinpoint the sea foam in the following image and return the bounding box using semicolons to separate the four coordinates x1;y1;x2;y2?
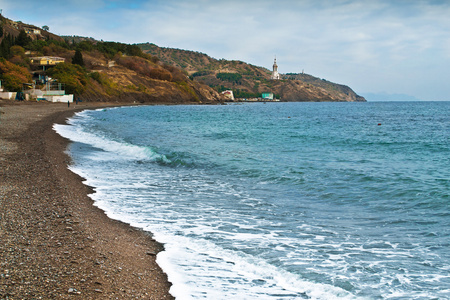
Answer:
53;103;450;299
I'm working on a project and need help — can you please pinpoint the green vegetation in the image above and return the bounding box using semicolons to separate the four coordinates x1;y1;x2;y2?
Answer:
137;43;280;100
89;71;118;95
0;19;178;98
0;14;364;103
0;34;14;58
0;13;223;104
72;49;84;66
139;43;218;72
62;39;151;60
15;30;31;47
190;70;212;78
216;73;242;84
232;89;259;99
177;81;199;102
46;63;88;95
216;85;258;99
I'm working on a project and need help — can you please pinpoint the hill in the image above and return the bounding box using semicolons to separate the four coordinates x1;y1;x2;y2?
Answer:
139;43;366;102
0;15;223;104
0;12;364;104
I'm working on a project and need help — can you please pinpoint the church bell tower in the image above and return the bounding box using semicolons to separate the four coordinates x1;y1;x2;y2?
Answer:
271;56;280;80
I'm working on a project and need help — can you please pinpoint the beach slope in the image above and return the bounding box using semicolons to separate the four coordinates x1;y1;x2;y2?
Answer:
0;101;173;299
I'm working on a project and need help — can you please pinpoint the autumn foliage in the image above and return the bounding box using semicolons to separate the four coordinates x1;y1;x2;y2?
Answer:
0;58;32;92
0;17;210;103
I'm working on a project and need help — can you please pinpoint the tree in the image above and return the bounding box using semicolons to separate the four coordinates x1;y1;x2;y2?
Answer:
125;44;142;57
9;45;28;68
10;45;25;57
216;72;242;84
46;63;88;95
76;41;94;51
15;30;31;47
0;34;13;58
28;40;48;52
42;25;49;31
72;49;84;67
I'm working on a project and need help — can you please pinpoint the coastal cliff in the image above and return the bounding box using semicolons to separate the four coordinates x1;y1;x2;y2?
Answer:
139;43;366;102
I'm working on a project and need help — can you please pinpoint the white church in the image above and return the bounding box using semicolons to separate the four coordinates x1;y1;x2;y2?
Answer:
271;57;280;80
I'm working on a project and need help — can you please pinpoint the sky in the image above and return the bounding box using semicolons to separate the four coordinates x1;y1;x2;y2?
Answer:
1;0;450;101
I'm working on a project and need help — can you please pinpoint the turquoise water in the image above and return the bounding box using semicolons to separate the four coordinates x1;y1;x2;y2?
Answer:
55;102;450;299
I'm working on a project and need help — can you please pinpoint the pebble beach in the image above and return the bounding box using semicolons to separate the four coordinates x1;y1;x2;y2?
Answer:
0;100;173;299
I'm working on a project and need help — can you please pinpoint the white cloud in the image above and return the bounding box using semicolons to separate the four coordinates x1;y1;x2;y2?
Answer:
1;0;450;100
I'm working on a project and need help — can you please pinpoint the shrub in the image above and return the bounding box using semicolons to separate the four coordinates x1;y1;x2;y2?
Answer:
216;72;242;84
177;81;199;101
77;41;94;52
125;44;142;57
116;56;149;75
163;64;187;82
191;70;211;78
9;55;29;68
233;89;259;99
46;63;88;95
116;56;173;81
0;58;32;92
89;71;117;95
148;68;172;81
10;46;25;57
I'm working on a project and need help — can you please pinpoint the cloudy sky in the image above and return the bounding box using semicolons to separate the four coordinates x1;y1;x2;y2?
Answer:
2;0;450;101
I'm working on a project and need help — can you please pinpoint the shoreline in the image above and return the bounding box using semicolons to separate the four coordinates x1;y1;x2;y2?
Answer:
0;101;174;299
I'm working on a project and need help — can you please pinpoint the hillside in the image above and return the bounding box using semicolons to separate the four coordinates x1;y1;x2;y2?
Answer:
139;43;366;102
0;12;364;104
0;15;223;104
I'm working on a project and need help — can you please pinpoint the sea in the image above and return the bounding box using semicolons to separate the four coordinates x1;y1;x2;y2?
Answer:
54;101;450;300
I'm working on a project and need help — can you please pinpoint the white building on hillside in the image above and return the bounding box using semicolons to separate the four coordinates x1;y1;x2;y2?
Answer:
221;90;235;101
